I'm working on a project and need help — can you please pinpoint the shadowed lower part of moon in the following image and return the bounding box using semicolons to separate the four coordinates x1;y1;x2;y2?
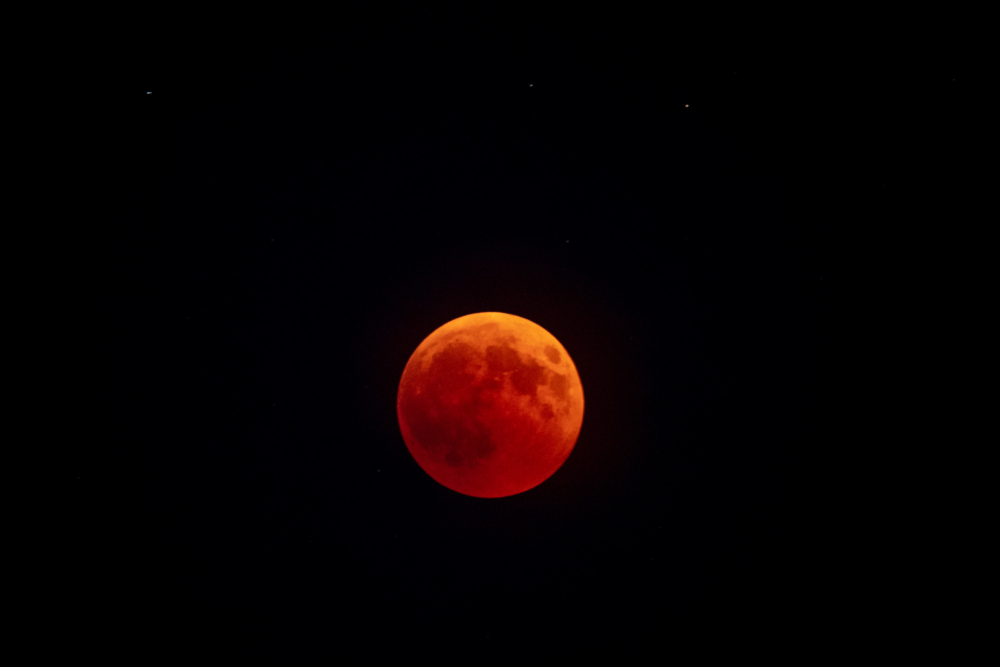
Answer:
397;313;584;498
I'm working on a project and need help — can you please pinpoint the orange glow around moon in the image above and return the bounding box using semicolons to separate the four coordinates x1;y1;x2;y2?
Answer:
397;312;584;498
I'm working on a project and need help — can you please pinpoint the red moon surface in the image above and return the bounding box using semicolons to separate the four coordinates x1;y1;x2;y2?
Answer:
397;312;584;498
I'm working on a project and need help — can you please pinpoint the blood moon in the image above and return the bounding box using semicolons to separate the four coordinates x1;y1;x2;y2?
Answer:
397;312;584;498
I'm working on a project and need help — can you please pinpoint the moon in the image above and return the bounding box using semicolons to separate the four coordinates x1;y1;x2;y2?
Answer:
397;312;584;498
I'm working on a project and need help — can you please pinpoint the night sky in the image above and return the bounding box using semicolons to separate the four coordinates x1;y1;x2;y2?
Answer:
75;15;939;647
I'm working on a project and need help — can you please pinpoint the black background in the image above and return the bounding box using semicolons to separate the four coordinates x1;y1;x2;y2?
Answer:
74;12;953;648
